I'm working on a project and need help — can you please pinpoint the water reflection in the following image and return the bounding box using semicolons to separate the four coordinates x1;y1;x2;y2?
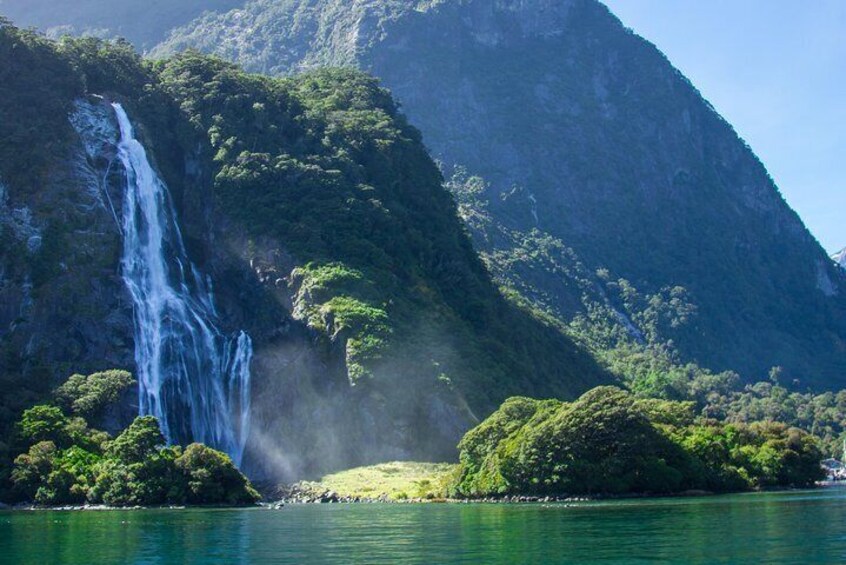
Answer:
1;489;845;564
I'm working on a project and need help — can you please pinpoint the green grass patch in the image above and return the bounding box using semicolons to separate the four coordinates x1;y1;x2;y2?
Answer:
298;461;457;501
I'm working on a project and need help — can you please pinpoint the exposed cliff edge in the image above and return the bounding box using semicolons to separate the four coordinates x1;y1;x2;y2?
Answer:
0;24;606;481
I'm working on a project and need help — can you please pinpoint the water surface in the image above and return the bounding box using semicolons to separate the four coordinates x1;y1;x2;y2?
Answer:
2;487;844;563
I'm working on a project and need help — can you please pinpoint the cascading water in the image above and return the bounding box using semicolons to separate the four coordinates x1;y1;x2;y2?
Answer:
112;103;252;466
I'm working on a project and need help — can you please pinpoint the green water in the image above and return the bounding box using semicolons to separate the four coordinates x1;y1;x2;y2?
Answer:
1;488;845;564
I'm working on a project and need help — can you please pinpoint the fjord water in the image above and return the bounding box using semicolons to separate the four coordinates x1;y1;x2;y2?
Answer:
113;103;252;465
2;489;845;563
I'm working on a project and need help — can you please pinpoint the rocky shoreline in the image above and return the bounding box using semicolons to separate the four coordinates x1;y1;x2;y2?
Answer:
262;495;598;507
5;486;828;511
0;502;263;511
0;503;189;511
260;484;719;507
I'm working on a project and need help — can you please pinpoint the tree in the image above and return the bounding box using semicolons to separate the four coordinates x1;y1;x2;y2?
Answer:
54;370;135;421
86;416;179;505
513;387;688;494
107;416;165;464
10;441;57;501
17;406;69;448
175;443;260;505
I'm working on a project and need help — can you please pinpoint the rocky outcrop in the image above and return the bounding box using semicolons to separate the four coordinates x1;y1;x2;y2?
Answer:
0;98;134;387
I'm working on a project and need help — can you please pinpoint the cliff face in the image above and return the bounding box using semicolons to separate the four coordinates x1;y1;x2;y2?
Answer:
155;0;846;387
0;98;136;438
0;25;605;480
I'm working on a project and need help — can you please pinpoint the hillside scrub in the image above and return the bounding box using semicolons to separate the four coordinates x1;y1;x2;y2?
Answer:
450;387;825;498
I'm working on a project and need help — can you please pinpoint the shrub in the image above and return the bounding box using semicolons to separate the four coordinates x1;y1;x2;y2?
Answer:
452;386;825;497
10;441;57;501
54;370;135;421
16;406;70;448
175;443;260;505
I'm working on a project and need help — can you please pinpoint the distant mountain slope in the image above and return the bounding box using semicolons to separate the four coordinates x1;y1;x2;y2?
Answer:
0;0;242;48
155;0;846;388
834;249;846;271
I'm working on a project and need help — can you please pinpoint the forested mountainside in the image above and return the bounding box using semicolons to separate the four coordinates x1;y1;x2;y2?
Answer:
0;22;606;481
153;0;846;389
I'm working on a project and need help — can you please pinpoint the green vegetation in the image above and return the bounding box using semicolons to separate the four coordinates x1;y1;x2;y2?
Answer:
295;461;455;501
703;376;846;459
450;387;824;498
291;263;392;382
54;370;135;421
153;52;603;407
7;370;259;506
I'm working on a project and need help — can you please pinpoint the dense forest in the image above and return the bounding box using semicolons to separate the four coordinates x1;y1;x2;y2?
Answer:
451;387;824;497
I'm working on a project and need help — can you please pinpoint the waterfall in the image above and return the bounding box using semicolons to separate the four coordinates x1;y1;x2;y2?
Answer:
112;103;252;466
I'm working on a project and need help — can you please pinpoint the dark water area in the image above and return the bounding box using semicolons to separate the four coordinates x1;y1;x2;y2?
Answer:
2;487;845;563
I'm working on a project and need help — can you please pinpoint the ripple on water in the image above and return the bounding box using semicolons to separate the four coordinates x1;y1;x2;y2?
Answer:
0;489;845;564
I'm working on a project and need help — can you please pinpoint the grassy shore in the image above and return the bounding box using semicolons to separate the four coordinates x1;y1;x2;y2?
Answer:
291;462;457;501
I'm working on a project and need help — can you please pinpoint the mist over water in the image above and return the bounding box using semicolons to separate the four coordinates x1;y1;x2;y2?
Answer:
113;103;252;465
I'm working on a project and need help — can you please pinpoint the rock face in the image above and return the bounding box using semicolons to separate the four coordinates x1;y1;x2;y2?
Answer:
0;96;137;431
834;249;846;271
155;0;846;387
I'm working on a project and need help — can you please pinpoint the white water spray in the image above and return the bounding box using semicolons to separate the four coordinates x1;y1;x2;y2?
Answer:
113;103;252;465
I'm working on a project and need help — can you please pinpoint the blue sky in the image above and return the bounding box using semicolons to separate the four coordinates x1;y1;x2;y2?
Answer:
602;0;845;253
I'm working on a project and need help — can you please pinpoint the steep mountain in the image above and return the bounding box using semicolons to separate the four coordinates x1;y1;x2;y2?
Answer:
153;0;846;388
0;0;241;49
834;249;846;271
0;24;605;480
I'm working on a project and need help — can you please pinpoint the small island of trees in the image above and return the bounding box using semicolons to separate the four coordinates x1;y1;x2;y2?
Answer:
6;370;259;507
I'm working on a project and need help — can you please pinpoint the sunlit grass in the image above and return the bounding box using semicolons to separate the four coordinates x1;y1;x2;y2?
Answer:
299;461;457;501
